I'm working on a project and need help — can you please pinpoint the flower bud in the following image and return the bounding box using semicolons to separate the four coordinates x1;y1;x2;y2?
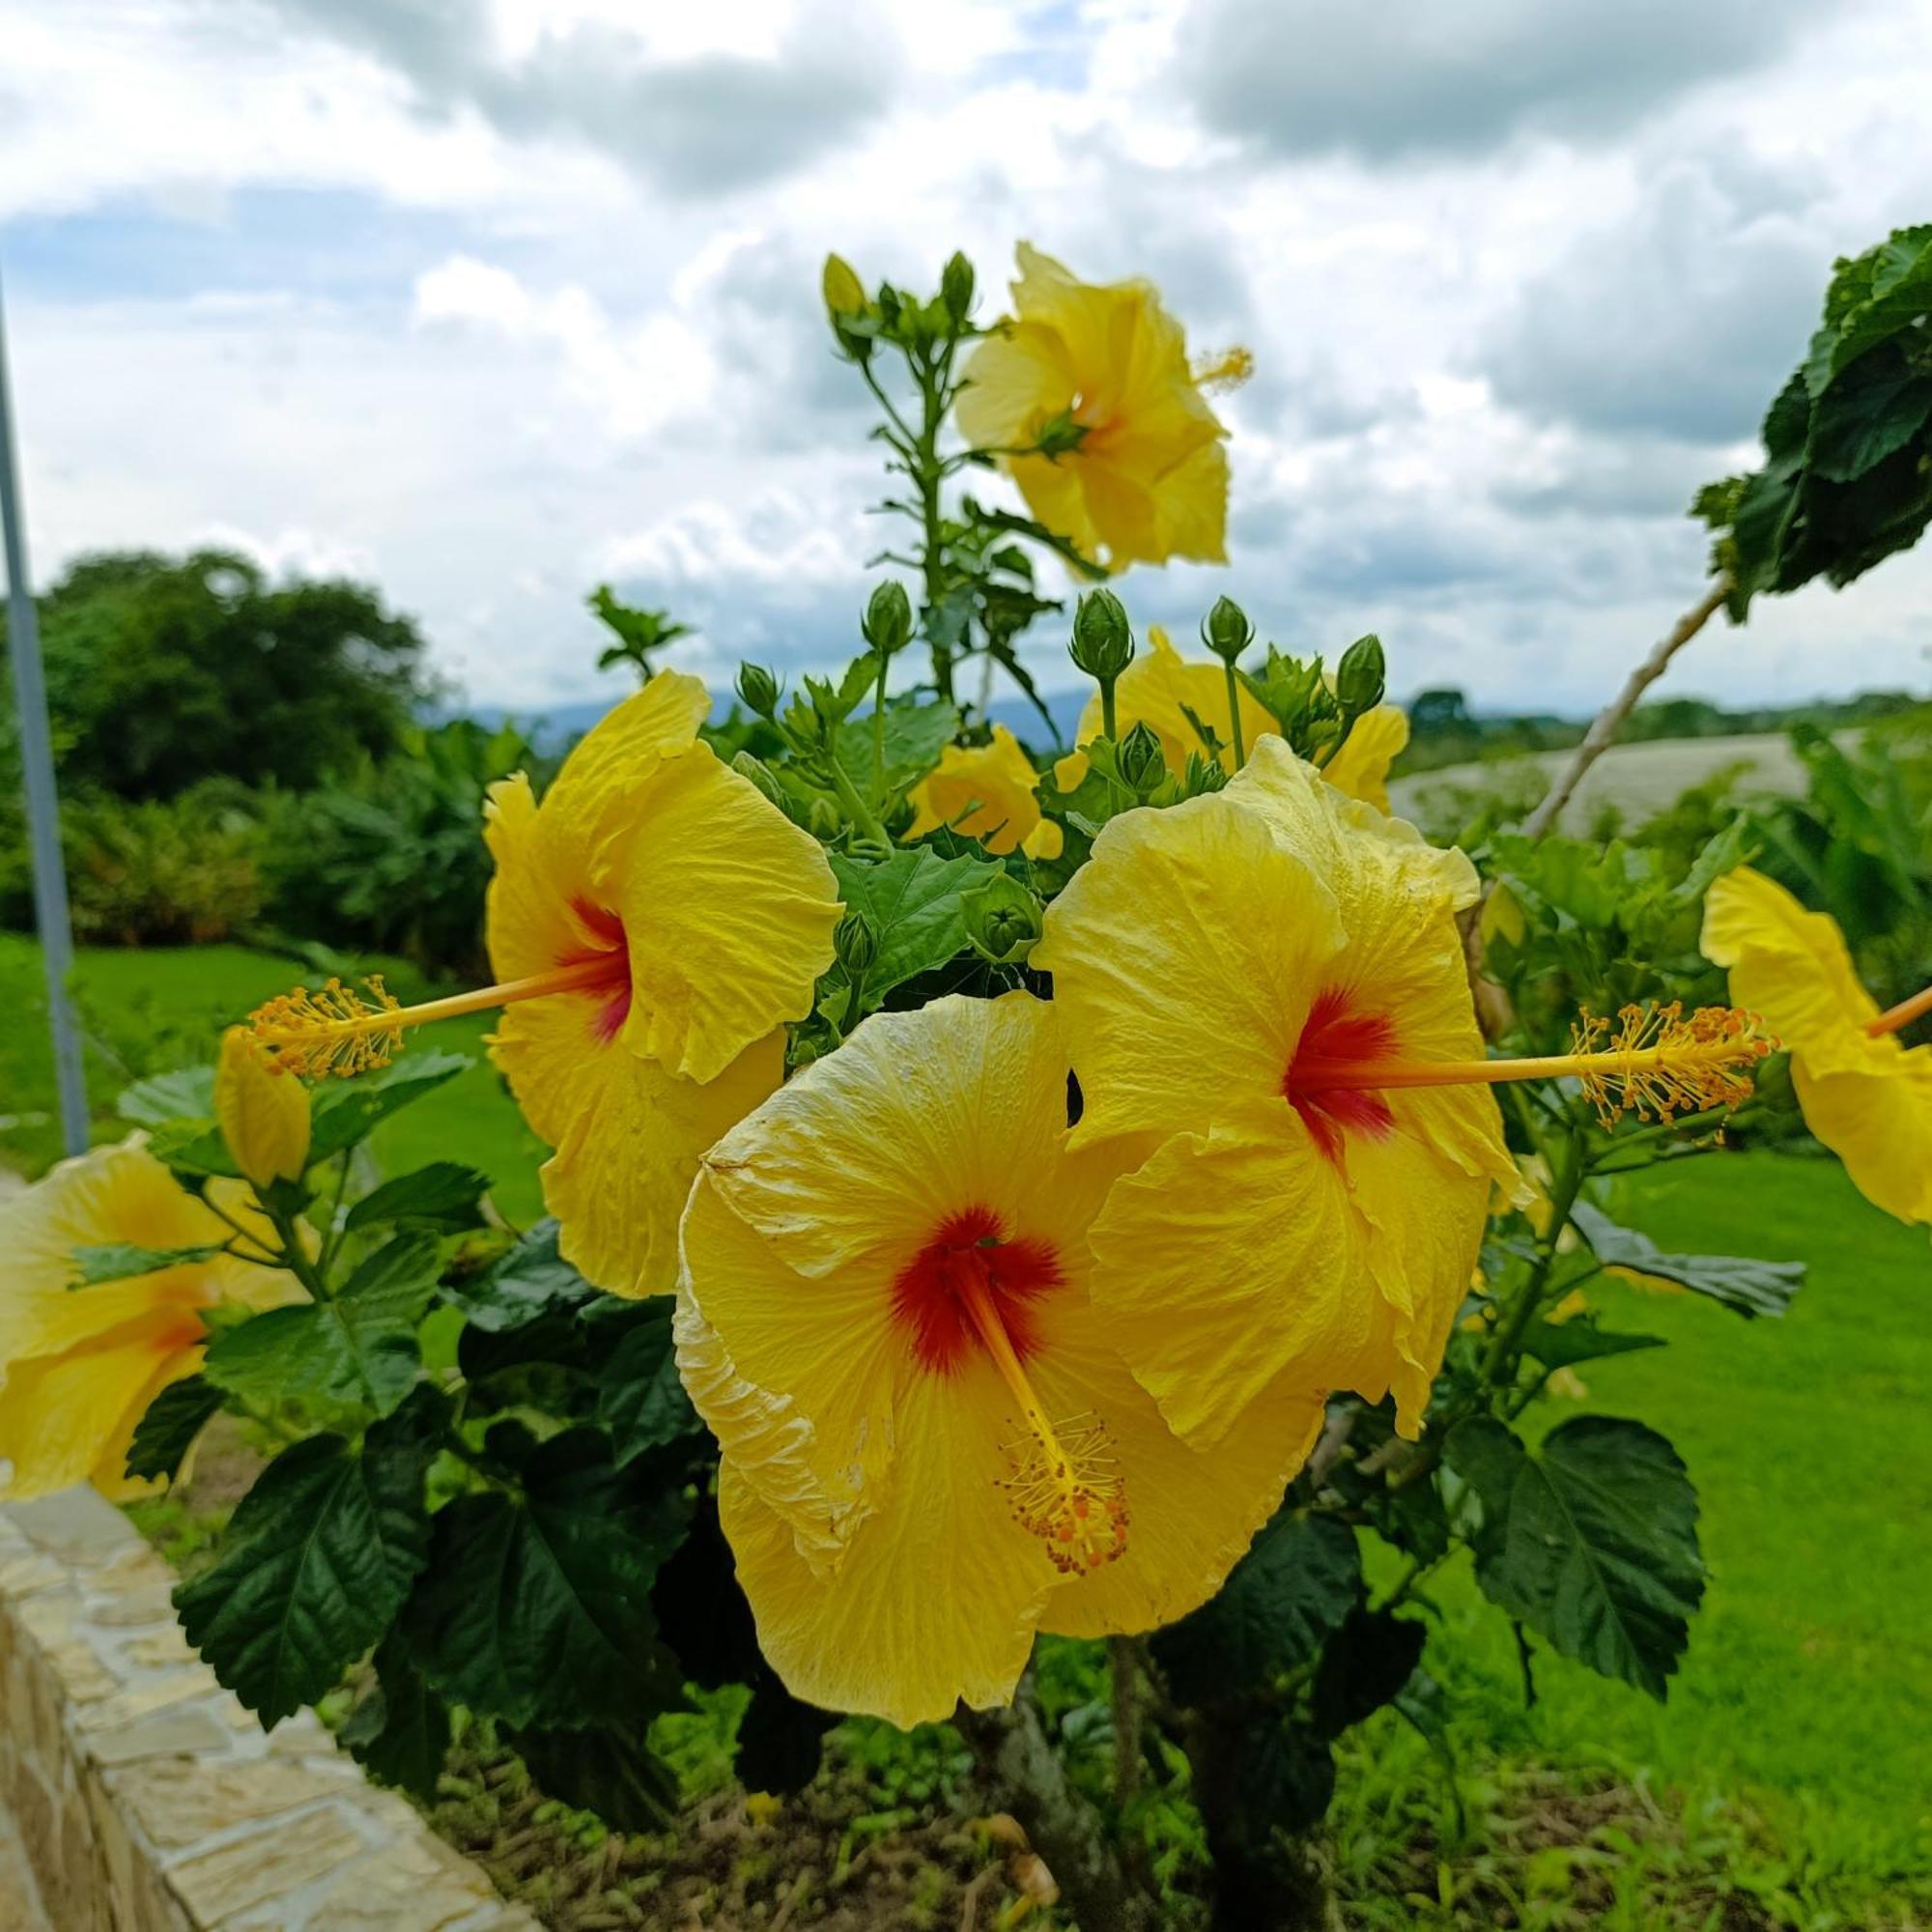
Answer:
835;911;880;978
1336;634;1386;718
808;797;841;840
962;871;1044;966
215;1026;309;1189
822;253;866;317
1202;595;1254;668
1069;590;1134;684
863;581;915;659
735;662;781;719
941;251;975;327
1118;721;1166;795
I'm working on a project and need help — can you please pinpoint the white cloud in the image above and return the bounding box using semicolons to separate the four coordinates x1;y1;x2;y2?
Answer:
3;0;1930;724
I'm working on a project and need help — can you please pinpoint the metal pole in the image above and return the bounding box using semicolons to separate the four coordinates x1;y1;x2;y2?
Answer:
0;262;89;1157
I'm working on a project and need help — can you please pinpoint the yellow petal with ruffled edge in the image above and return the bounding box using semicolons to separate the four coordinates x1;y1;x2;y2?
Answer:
956;243;1231;571
904;725;1059;860
1321;705;1410;813
679;992;1312;1723
1073;629;1278;777
1703;867;1932;1224
608;746;839;1085
0;1140;301;1500
1033;785;1348;1149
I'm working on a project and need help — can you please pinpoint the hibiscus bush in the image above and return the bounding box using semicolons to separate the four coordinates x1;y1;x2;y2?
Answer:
3;235;1928;1932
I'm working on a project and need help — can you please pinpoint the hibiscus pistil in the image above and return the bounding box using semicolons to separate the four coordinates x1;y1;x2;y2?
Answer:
1867;980;1932;1037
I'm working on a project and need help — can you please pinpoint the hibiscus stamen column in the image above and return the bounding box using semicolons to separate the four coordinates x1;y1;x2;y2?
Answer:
1292;1000;1775;1131
1867;981;1932;1037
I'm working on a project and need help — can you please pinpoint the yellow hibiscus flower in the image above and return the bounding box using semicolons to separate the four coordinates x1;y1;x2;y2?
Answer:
1037;741;1769;1448
1057;628;1410;809
251;670;842;1295
955;243;1240;572
1702;866;1932;1226
0;1139;300;1501
904;724;1063;860
674;993;1323;1728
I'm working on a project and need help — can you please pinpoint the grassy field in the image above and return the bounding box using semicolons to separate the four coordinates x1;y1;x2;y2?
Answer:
6;933;1927;1923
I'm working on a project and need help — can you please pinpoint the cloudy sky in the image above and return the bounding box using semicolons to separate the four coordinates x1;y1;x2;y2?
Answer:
5;0;1931;719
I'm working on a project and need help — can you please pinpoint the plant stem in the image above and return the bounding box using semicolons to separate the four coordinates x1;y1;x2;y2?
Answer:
1223;663;1246;766
1482;1130;1584;1392
1521;579;1730;840
1100;676;1118;741
871;650;889;798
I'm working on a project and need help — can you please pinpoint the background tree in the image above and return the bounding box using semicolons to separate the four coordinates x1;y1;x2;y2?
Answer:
0;548;431;800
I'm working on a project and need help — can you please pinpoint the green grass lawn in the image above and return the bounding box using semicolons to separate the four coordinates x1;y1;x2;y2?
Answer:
5;932;1927;1919
0;932;546;1219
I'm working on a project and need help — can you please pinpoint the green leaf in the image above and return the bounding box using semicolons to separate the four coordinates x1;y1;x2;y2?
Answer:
446;1219;595;1333
1310;1608;1428;1739
403;1429;689;1729
829;846;987;1013
346;1163;491;1234
1151;1513;1360;1706
1521;1319;1667;1370
175;1401;441;1725
1570;1204;1804;1318
1446;1414;1705;1700
125;1376;223;1484
1196;1718;1336;1859
590;1303;699;1466
833;698;960;791
117;1065;215;1127
341;1632;452;1800
1807;343;1932;483
70;1241;227;1288
204;1234;440;1417
308;1051;471;1156
510;1724;678;1832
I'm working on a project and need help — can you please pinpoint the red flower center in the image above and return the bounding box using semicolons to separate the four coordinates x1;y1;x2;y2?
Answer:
1284;987;1397;1162
560;897;633;1045
891;1206;1065;1376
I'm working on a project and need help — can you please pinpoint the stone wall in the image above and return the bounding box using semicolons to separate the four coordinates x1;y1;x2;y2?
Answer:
0;1487;536;1931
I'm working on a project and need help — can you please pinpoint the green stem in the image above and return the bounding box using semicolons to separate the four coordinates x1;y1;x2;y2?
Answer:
825;753;891;848
1100;677;1118;741
318;1148;355;1277
912;346;956;704
1223;663;1247;766
871;652;889;799
1482;1132;1584;1392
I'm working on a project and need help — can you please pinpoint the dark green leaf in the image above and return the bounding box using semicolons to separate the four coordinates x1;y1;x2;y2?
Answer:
175;1408;440;1724
1198;1717;1336;1856
1521;1318;1667;1369
1152;1513;1360;1706
346;1163;490;1234
1311;1608;1428;1738
511;1724;677;1832
308;1051;471;1156
403;1429;688;1729
735;1676;837;1795
591;1303;699;1465
833;698;960;792
70;1241;228;1288
1571;1205;1803;1318
341;1633;452;1800
125;1376;223;1484
829;846;987;1013
1808;345;1932;483
1446;1414;1704;1700
447;1219;596;1333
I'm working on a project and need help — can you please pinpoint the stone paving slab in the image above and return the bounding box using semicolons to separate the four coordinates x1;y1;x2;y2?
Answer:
0;1484;536;1931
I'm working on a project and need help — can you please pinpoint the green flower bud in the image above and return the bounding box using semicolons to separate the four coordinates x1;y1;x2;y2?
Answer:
835;910;880;978
807;797;841;840
1336;634;1386;718
941;251;976;327
1118;720;1166;795
1202;595;1255;667
962;871;1044;966
729;750;785;810
1069;589;1135;683
863;580;915;658
735;662;781;719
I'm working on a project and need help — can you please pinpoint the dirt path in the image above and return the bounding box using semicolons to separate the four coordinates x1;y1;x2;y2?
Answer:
1389;729;1824;832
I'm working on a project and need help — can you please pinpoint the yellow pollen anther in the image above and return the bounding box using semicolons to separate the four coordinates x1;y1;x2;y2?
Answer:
1569;1002;1774;1129
1192;344;1255;392
248;954;627;1080
953;1267;1127;1577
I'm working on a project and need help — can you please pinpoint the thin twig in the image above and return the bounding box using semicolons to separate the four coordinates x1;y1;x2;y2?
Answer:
1520;579;1731;841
